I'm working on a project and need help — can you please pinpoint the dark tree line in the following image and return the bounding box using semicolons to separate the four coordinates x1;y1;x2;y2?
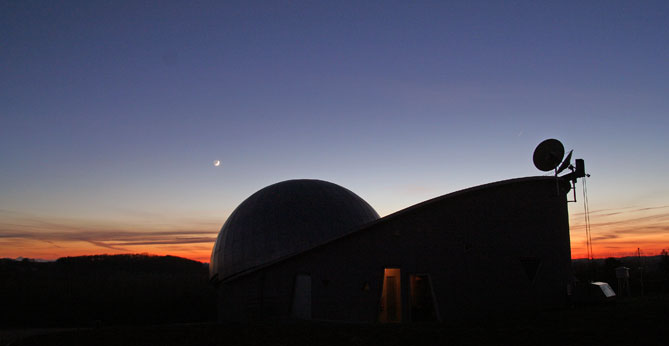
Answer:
0;254;216;328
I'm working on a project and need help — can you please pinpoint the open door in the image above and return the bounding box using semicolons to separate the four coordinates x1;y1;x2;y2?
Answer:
410;274;438;322
379;268;402;322
291;274;311;319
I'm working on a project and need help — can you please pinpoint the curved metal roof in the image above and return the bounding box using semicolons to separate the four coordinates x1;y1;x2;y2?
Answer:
210;179;379;280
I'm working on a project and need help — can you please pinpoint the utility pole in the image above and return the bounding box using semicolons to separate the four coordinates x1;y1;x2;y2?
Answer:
637;248;644;296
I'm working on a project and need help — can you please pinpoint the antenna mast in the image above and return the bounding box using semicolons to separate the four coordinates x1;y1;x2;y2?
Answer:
532;139;590;259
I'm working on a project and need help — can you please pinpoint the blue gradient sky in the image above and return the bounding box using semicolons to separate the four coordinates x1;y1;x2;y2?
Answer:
2;1;668;261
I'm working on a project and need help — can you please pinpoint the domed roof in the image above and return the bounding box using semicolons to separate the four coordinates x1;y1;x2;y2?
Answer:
210;179;380;280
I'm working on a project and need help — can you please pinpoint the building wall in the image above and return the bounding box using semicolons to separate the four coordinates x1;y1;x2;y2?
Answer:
217;177;572;322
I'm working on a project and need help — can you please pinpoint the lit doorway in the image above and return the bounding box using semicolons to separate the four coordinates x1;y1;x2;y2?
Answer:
379;268;402;322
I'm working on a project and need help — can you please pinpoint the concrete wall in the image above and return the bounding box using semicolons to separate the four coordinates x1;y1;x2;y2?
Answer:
216;177;572;322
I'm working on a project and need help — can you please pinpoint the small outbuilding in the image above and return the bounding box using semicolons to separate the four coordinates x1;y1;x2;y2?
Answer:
210;176;573;322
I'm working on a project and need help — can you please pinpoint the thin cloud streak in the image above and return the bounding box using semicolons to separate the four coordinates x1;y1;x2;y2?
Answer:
85;240;130;252
570;205;669;218
570;214;669;234
591;234;620;241
113;238;217;246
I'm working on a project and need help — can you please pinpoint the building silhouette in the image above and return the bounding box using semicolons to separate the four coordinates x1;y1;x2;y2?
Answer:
210;177;572;322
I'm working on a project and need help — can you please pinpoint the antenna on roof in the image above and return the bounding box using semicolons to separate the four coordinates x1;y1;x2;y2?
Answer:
533;139;593;261
533;139;565;172
532;139;588;199
556;150;573;175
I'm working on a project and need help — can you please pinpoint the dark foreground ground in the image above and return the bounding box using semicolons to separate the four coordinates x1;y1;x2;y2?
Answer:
4;295;668;346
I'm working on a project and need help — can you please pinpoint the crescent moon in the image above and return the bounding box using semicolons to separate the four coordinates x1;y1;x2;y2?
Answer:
213;160;221;167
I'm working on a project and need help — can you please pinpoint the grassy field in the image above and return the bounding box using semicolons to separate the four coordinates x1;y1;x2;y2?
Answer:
5;295;668;346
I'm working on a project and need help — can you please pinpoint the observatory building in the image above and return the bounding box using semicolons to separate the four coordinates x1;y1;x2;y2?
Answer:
210;141;583;322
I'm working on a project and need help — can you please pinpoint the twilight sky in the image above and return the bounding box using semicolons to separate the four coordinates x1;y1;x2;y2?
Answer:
2;1;668;262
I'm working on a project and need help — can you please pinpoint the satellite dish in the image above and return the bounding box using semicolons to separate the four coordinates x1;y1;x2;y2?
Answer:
556;149;573;174
533;139;565;172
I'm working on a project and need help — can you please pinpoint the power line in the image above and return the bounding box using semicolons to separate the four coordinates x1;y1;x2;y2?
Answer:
582;176;593;260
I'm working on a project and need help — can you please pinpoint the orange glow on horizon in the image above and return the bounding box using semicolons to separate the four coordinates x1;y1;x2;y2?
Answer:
568;204;668;259
4;235;667;263
0;244;214;263
3;239;667;263
2;204;666;263
569;240;667;260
